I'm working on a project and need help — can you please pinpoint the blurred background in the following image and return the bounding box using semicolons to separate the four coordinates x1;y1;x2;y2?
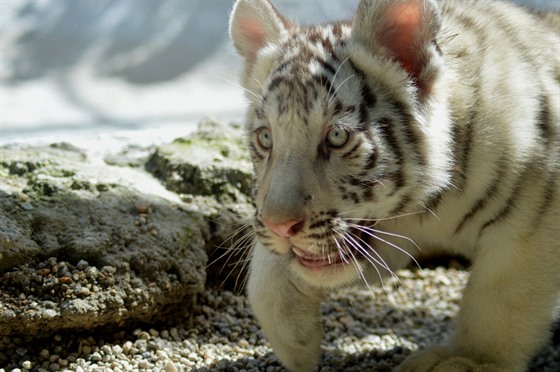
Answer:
1;0;557;151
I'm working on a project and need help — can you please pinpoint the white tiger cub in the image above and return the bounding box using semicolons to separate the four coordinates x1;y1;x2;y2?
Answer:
229;0;560;370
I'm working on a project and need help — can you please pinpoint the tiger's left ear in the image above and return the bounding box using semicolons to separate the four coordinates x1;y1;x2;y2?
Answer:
352;0;442;94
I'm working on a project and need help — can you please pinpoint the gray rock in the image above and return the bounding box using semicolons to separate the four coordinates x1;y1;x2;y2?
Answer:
0;119;255;337
146;118;255;290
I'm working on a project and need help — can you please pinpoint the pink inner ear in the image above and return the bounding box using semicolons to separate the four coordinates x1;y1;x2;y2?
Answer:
382;0;425;78
239;18;267;59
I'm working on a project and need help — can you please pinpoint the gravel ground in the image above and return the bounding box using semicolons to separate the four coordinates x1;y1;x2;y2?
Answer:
1;266;559;371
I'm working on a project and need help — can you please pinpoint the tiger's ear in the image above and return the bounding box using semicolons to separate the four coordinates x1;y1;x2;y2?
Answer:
229;0;290;62
352;0;442;93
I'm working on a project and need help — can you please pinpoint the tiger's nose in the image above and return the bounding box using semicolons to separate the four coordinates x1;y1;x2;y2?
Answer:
263;218;304;238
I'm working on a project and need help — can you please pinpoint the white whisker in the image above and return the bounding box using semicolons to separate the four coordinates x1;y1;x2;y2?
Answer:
334;230;379;296
418;201;440;221
214;76;263;101
339;209;426;221
205;221;255;292
328;74;356;105
343;230;393;273
350;224;422;270
349;223;422;252
344;229;401;289
345;231;397;296
327;56;351;102
332;233;352;266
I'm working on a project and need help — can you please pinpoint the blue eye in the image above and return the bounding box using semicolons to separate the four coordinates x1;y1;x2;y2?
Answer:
257;127;273;150
326;127;349;148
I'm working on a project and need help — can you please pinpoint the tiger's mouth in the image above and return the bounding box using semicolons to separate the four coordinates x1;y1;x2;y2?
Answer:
290;226;373;270
292;247;345;270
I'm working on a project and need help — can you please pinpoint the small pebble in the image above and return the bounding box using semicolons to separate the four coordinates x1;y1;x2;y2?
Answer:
135;200;151;214
81;345;92;355
22;361;32;369
1;267;558;371
138;360;150;368
20;202;33;211
122;341;133;354
164;361;178;372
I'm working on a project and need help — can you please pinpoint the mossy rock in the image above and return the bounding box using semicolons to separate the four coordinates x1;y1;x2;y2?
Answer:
0;143;208;337
146;118;253;204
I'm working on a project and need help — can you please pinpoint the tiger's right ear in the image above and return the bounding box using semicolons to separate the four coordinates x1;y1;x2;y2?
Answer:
229;0;290;62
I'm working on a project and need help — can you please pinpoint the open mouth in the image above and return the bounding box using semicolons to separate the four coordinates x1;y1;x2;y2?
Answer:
292;247;345;270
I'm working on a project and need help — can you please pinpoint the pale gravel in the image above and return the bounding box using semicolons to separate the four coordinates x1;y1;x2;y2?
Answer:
1;267;559;371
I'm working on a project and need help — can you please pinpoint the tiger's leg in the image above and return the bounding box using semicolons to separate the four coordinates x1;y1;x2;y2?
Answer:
248;243;325;372
398;227;560;372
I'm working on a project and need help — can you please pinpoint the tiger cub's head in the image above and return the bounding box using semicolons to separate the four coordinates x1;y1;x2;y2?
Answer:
230;0;451;287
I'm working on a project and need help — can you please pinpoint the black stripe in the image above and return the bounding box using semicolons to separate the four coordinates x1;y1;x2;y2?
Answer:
450;111;475;192
390;100;426;168
454;158;507;234
361;82;377;108
347;59;371;126
362;188;375;201
317;142;330;161
255;106;265;120
444;9;488;194
312;74;335;102
267;76;285;92
423;190;445;214
341;139;363;159
316;57;337;76
358;102;369;126
356;82;377;131
307;231;331;240
488;4;543;70
248;142;265;161
377;117;404;166
333;100;343;116
254;218;265;228
362;148;377;170
274;60;291;73
389;194;412;217
480;165;532;232
309;218;331;230
529;175;558;231
346;58;376;108
348;57;422;172
342;175;377;191
348;192;360;204
255;230;269;239
321;209;338;217
536;94;554;148
386;171;405;191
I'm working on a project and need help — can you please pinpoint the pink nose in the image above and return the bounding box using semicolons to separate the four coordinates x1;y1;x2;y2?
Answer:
263;219;304;238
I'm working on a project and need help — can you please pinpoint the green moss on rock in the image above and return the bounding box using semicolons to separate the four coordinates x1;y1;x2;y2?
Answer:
146;118;253;204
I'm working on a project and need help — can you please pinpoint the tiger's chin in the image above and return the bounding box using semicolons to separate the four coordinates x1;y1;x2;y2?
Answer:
288;246;369;288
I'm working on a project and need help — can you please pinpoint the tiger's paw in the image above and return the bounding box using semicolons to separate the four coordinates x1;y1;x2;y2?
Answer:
395;346;508;372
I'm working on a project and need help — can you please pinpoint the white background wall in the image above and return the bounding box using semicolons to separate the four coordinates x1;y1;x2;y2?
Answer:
1;0;558;148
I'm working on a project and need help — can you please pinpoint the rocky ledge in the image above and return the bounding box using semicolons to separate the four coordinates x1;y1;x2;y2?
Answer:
0;118;254;339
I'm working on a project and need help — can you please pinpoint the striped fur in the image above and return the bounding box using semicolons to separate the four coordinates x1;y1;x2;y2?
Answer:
230;0;560;371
